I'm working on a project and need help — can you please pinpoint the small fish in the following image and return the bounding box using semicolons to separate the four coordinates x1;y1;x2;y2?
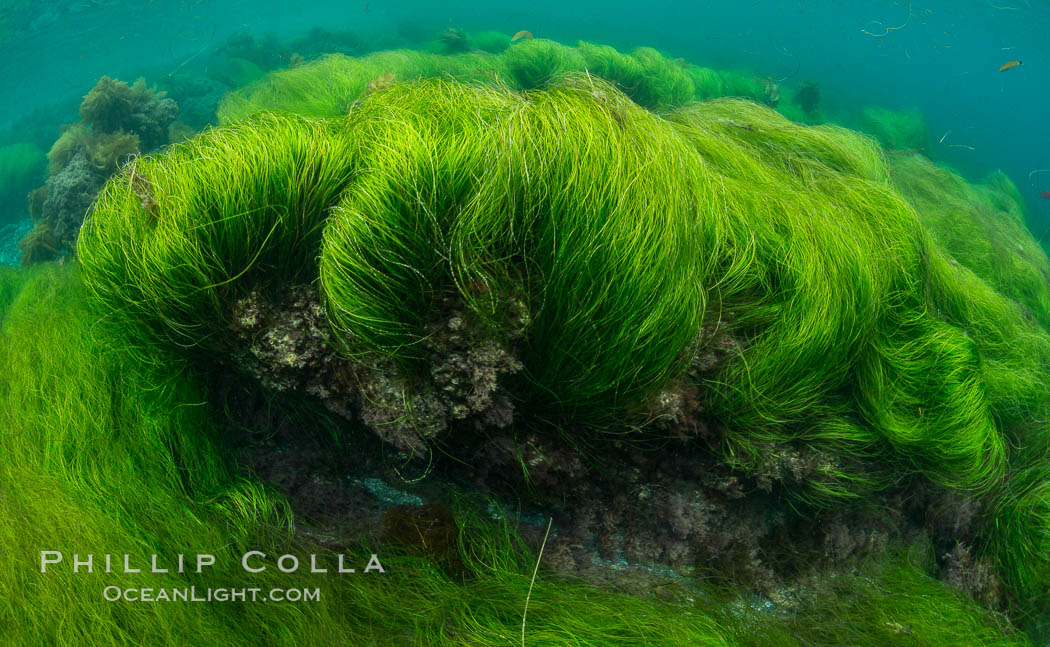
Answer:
1041;191;1050;200
999;60;1022;71
511;30;534;42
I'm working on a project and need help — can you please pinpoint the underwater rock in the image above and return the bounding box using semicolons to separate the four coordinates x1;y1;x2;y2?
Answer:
125;91;178;151
17;221;62;266
76;74;1050;633
158;75;226;130
225;284;523;455
221;365;976;611
78;75;136;134
79;77;178;150
438;27;470;54
37;152;105;249
353;362;447;455
228;284;356;418
794;80;821;115
21;76;181;259
423;298;525;429
648;318;739;440
941;542;1004;609
217;31;284;71
452;425;924;597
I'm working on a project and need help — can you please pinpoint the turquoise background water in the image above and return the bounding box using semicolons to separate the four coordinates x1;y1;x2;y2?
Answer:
2;0;1048;229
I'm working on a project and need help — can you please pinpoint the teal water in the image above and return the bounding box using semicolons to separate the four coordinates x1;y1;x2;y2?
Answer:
1;0;1048;232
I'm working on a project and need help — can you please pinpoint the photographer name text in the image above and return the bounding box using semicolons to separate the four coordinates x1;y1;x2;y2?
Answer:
40;551;385;574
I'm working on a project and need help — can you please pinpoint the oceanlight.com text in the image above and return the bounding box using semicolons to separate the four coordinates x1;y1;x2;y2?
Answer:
102;586;321;603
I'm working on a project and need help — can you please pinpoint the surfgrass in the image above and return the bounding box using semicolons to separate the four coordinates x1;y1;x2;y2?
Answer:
86;77;1048;492
70;75;1050;633
0;266;1030;644
216;40;767;124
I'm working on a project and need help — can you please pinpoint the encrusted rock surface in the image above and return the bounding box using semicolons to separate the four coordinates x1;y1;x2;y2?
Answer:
226;285;523;454
40;152;105;246
214;282;1000;613
229;284;355;418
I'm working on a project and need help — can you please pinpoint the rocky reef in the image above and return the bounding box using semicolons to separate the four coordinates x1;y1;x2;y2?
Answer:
19;76;182;264
1;39;1047;646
